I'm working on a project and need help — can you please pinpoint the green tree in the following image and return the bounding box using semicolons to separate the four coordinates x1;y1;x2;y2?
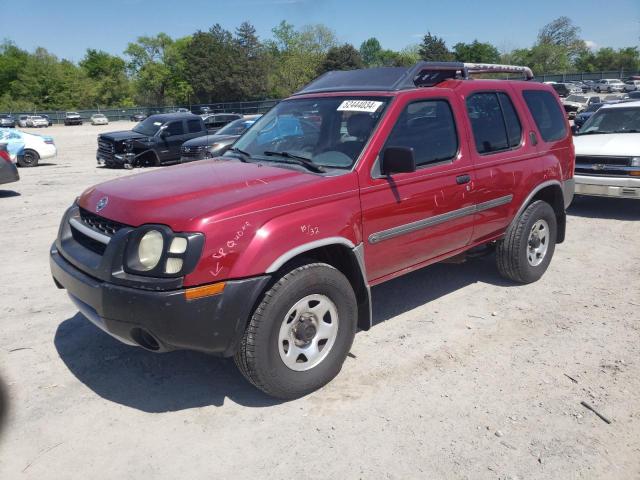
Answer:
80;49;131;107
0;41;28;95
234;22;269;100
452;40;500;63
359;38;382;66
317;44;363;74
266;21;337;98
419;33;453;62
537;16;586;62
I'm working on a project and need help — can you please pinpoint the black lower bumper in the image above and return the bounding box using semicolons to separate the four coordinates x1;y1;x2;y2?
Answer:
0;161;19;185
50;245;270;356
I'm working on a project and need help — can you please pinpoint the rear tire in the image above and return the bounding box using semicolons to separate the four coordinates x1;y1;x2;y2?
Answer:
496;200;557;284
18;149;40;167
235;263;357;399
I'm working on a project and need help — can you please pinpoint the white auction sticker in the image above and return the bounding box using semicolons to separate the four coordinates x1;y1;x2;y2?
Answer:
337;100;384;113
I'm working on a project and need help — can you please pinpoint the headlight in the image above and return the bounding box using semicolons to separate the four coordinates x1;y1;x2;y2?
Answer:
124;226;205;278
631;157;640;167
137;230;164;271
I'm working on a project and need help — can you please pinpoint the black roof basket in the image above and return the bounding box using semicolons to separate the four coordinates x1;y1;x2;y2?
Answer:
293;62;534;96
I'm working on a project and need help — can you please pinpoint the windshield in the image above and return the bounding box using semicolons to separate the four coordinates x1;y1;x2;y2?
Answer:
216;118;256;136
566;95;587;103
93;114;105;118
579;107;640;134
229;97;389;170
132;117;163;136
67;112;79;115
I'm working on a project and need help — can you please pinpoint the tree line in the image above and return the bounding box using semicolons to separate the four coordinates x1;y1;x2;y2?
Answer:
0;17;638;112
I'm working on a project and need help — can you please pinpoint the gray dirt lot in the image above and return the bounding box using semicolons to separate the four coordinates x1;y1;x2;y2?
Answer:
0;123;639;479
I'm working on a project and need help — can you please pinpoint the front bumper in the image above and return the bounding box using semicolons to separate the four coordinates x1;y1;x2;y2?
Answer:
50;244;270;356
575;174;640;199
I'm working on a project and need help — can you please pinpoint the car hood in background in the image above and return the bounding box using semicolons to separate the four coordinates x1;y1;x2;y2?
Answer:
99;130;148;142
573;133;640;156
182;134;238;148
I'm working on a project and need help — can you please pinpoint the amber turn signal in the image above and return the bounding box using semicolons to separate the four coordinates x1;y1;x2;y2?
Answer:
185;282;226;301
629;171;640;177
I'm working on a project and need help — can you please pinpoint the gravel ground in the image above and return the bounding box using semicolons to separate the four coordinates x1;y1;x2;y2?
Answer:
0;123;639;479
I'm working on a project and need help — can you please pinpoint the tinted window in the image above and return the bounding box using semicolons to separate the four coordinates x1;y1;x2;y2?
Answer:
385;100;458;167
466;92;521;154
187;119;202;133
165;121;185;136
523;90;567;142
498;93;522;148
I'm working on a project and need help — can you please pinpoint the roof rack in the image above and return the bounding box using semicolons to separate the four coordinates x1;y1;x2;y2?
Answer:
293;62;534;96
463;63;534;81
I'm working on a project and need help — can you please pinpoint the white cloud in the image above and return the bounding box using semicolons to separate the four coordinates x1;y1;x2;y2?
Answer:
585;40;598;50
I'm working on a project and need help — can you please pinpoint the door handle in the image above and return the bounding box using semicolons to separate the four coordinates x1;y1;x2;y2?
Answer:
456;174;471;185
529;131;538;146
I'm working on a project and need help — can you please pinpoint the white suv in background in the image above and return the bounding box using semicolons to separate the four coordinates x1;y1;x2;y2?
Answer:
572;101;640;199
594;79;625;93
624;80;640;92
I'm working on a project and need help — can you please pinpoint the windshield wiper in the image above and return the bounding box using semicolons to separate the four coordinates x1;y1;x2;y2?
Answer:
262;151;325;173
226;147;252;162
577;131;611;135
613;129;640;133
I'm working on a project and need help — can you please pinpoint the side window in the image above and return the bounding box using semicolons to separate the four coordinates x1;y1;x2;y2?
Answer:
165;121;185;136
497;93;522;148
187;119;202;133
384;99;458;167
466;92;521;154
522;90;567;142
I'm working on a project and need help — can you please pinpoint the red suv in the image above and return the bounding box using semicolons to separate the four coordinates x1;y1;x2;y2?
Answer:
50;63;575;399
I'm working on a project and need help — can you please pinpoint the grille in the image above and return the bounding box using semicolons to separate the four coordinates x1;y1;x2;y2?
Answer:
575;155;634;176
79;207;127;236
71;226;106;255
98;138;115;158
181;145;206;160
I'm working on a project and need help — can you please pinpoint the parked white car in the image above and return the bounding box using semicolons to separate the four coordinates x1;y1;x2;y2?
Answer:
90;114;109;125
594;79;625;93
572;101;640;199
29;115;49;128
0;128;57;167
623;80;640;92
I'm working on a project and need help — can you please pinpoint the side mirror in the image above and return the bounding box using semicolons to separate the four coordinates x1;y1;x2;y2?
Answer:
159;125;169;137
571;125;579;135
380;146;416;176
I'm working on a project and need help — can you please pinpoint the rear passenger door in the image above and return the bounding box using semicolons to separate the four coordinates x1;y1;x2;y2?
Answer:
360;94;476;282
463;89;531;243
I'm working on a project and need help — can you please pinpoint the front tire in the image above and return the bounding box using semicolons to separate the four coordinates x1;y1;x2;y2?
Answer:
18;149;40;167
235;263;357;399
496;200;557;284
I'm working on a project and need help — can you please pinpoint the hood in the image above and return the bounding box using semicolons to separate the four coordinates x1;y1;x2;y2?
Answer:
182;134;238;148
573;133;640;157
78;159;341;231
99;130;148;142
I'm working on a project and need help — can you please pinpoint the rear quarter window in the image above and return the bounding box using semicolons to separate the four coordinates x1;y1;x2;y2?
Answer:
522;90;567;142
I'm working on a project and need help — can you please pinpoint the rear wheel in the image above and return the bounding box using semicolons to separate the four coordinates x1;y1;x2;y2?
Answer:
18;149;39;167
235;263;357;399
496;200;557;284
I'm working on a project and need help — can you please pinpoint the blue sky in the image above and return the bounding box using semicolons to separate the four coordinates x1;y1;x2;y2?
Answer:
2;0;638;61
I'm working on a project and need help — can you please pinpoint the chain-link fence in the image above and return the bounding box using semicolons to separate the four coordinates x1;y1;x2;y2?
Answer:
1;99;281;125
